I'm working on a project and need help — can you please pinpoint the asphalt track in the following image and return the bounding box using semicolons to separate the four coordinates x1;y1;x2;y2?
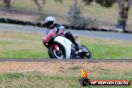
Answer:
0;59;132;62
0;23;132;40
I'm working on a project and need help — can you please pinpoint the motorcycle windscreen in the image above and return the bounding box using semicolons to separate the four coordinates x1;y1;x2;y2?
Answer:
81;46;89;53
54;36;72;59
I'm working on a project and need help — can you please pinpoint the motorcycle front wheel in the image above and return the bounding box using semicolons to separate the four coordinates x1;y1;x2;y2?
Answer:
48;45;65;59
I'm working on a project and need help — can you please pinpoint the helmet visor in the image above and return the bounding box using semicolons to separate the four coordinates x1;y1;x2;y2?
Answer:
45;21;54;28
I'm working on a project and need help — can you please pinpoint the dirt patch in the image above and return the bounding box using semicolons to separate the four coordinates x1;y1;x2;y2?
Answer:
0;8;68;23
0;61;132;74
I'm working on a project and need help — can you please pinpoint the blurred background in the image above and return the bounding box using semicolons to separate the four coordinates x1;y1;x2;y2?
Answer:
0;0;132;31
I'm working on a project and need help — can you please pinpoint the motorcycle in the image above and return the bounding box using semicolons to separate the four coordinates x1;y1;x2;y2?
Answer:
43;30;92;59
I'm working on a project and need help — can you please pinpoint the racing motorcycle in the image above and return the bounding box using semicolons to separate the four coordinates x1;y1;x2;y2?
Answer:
43;30;92;59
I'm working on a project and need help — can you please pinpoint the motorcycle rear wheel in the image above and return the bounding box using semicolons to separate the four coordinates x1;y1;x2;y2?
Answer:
80;45;92;59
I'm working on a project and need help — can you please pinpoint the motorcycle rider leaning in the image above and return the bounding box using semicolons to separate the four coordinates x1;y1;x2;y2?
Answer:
43;16;81;53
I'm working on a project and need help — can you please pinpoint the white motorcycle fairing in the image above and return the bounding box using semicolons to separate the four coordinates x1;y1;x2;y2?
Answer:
54;36;72;59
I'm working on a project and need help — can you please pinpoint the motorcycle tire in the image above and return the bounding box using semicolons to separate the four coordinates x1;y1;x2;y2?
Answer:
81;45;92;59
48;44;65;59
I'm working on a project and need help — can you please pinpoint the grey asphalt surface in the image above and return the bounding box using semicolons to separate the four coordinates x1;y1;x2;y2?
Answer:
0;23;132;40
0;59;132;62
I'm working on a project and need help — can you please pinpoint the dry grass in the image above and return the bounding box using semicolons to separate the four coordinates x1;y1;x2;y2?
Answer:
0;61;132;76
0;30;43;51
0;61;131;88
0;0;132;27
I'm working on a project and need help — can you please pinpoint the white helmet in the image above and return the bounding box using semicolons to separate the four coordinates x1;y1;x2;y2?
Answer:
44;16;56;28
44;16;56;24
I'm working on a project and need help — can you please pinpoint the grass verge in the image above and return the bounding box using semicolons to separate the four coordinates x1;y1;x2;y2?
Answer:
0;30;132;59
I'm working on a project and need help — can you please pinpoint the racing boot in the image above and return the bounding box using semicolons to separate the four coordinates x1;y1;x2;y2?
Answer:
75;43;82;54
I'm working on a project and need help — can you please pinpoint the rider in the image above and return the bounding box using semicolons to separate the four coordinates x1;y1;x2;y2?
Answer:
43;16;81;53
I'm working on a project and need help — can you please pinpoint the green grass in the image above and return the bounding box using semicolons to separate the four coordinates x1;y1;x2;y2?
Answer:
0;30;48;59
1;50;48;58
80;36;132;59
0;30;132;59
88;44;132;59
